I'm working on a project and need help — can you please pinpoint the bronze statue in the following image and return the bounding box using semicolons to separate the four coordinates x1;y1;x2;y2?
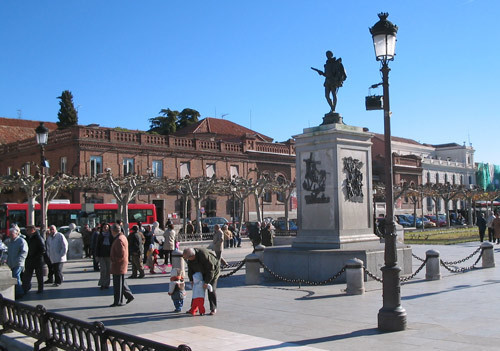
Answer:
311;50;347;112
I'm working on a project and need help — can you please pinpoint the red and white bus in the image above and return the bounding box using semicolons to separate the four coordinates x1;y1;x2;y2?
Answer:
0;202;157;237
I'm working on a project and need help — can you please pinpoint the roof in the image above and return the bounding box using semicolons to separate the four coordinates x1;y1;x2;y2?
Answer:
0;117;58;145
172;117;274;142
431;143;461;148
372;133;423;146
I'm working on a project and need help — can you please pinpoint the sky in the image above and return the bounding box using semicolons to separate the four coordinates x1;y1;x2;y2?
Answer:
1;0;499;164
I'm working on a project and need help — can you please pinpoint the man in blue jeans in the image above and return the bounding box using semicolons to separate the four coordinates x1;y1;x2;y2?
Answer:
7;226;28;299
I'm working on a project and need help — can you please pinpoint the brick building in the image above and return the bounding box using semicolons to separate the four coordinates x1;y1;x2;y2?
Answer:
0;117;296;225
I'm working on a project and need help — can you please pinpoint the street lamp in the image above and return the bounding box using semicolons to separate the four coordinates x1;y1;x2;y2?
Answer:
369;12;407;332
35;122;49;232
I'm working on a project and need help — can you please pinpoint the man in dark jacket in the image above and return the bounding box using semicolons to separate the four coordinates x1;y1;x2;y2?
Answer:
183;247;220;315
477;213;487;242
22;225;46;294
128;225;145;278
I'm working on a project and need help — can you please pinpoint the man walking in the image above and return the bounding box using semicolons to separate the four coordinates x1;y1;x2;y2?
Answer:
22;225;46;294
7;226;28;299
127;225;145;279
45;225;68;286
183;247;220;315
110;223;134;307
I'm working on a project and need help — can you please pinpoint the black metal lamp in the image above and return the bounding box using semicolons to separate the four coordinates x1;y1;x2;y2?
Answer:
35;122;49;231
369;13;407;332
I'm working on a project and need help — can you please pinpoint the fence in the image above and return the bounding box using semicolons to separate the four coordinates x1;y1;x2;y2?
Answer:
0;294;191;351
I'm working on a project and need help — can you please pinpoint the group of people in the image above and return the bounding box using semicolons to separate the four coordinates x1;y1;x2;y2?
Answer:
477;211;500;243
248;221;275;248
5;224;68;299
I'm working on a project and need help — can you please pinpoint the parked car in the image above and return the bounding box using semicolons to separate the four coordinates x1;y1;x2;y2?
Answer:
395;215;412;228
58;225;81;235
271;219;298;231
200;217;228;231
424;215;447;227
405;215;436;228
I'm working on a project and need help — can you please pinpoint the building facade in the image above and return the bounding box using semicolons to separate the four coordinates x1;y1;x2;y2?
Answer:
0;117;297;225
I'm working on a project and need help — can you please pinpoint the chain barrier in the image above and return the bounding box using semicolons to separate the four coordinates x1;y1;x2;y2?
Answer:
440;248;484;273
441;246;481;265
400;258;428;283
219;260;246;278
412;253;425;262
364;267;383;283
258;258;346;287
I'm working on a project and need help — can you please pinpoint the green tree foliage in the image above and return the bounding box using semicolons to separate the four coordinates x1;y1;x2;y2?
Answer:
56;90;78;129
148;107;200;135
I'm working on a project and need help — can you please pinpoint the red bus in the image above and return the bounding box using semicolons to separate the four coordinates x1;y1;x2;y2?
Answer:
0;202;157;237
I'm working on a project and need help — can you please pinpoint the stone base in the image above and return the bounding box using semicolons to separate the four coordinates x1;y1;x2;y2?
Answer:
262;244;412;283
321;112;343;125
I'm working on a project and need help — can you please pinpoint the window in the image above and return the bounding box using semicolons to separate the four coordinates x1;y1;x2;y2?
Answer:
123;158;134;175
276;175;286;202
23;163;31;175
426;172;431;184
263;191;272;203
444;174;448;184
60;157;67;173
152;160;163;178
203;198;217;217
230;165;239;178
180;162;190;178
435;173;439;184
452;175;456;185
206;163;216;178
90;156;103;177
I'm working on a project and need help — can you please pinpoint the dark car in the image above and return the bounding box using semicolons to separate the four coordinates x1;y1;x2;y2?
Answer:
271;220;298;231
396;215;412;228
425;215;447;227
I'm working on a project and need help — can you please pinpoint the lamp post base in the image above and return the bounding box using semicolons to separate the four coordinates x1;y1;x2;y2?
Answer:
378;306;407;332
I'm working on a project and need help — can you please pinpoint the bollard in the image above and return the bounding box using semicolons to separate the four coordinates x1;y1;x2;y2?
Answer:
245;253;261;285
345;258;364;295
254;244;265;261
480;242;495;268
172;249;185;274
425;249;441;280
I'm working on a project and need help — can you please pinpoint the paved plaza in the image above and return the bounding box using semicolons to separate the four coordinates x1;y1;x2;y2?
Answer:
1;239;500;350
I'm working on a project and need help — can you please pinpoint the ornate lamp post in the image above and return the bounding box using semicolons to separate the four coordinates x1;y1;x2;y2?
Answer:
370;12;407;331
35;122;49;232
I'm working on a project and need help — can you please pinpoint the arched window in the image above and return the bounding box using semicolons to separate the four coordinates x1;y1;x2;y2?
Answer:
203;197;217;217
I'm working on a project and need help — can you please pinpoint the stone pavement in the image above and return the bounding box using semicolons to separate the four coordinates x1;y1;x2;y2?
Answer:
1;239;500;350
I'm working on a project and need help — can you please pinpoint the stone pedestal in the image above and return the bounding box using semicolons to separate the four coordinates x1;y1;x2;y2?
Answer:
293;123;378;249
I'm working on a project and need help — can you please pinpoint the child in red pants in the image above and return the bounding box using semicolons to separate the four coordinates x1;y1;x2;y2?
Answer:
186;272;212;316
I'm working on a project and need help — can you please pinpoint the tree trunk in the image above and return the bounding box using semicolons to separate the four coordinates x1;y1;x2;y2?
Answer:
194;198;202;238
182;195;188;241
254;194;262;222
118;200;129;235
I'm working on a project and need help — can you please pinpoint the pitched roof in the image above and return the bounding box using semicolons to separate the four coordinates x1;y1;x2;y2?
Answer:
173;117;273;142
372;133;424;146
0;117;58;145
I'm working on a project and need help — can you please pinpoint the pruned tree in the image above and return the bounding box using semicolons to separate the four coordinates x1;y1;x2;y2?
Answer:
179;176;218;235
437;183;465;227
56;90;78;129
268;176;296;229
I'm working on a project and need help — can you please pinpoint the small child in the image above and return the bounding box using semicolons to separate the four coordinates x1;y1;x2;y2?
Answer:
186;272;212;316
168;268;186;312
146;244;159;274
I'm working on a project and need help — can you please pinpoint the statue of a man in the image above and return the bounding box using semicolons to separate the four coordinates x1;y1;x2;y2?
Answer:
312;51;347;112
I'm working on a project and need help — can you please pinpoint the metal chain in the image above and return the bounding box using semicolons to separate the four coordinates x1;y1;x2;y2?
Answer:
258;258;346;286
219;260;246;278
400;258;428;284
440;249;484;273
364;267;383;283
441;247;481;265
222;260;245;269
412;253;425;262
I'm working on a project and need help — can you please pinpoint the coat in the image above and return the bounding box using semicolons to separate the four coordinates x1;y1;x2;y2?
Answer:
493;217;500;239
7;235;28;269
26;231;46;264
212;228;224;253
110;233;129;275
163;229;176;251
46;232;68;264
186;248;220;285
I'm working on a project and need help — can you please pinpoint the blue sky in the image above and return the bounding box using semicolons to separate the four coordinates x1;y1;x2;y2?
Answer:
1;0;498;164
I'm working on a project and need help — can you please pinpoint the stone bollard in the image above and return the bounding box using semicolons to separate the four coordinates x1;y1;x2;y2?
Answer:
245;253;261;285
254;244;265;261
425;249;441;280
172;249;185;273
345;258;364;295
480;242;495;268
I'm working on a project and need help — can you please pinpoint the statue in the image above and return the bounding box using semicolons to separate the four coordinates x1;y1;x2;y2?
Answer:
311;50;347;113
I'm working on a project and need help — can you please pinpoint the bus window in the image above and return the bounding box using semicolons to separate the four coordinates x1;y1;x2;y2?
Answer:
94;209;117;224
8;210;27;229
128;209;153;223
0;205;6;231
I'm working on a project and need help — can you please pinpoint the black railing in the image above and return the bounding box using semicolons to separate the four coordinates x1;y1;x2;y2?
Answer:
0;294;191;351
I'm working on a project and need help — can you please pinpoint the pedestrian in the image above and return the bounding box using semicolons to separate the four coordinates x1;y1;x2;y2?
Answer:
212;224;224;263
492;212;500;245
229;224;241;248
186;221;194;236
223;225;233;248
7;226;28;299
476;213;487;242
186;272;212;316
248;222;262;248
486;211;495;242
127;225;145;279
261;223;274;247
82;224;92;258
45;225;68;287
109;223;134;307
90;225;100;272
168;267;186;312
22;225;46;294
183;247;220;315
163;223;176;266
96;223;112;289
